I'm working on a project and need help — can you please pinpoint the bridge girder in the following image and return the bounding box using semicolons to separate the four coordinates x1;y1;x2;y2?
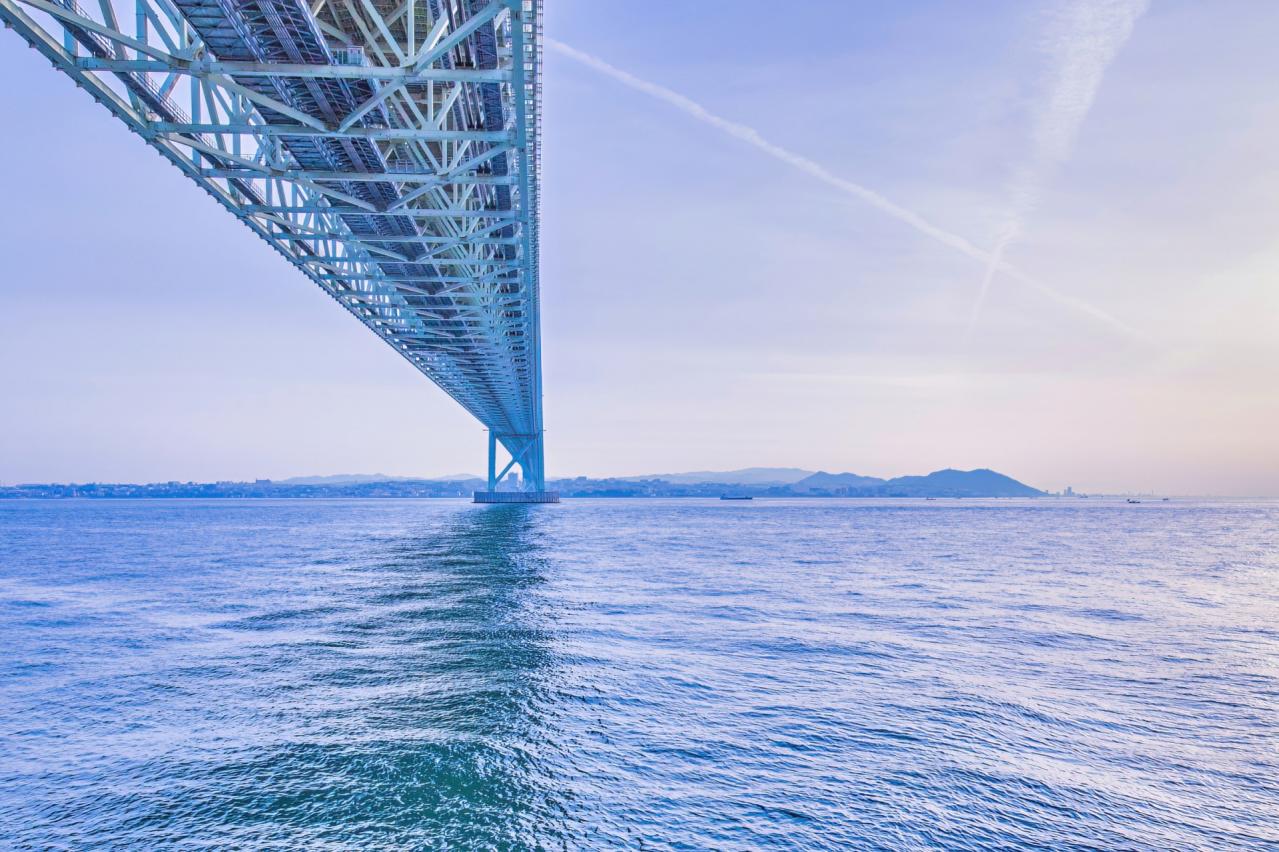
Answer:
0;0;547;490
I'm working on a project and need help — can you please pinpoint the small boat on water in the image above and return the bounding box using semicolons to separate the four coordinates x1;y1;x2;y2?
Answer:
1127;498;1142;504
720;494;753;501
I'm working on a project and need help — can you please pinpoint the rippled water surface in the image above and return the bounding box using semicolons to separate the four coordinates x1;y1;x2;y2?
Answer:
2;498;1278;849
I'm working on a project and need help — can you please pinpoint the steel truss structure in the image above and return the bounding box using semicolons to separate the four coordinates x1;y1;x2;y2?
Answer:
1;0;550;493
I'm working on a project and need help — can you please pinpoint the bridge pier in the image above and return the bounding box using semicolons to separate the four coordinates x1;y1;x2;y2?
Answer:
476;429;558;503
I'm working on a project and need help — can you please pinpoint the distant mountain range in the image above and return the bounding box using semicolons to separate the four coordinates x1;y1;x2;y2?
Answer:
565;467;1043;498
274;467;1041;496
2;468;1044;499
790;471;884;492
787;468;1042;498
617;467;816;486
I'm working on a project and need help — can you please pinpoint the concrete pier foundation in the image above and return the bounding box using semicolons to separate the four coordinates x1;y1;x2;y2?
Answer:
473;491;560;504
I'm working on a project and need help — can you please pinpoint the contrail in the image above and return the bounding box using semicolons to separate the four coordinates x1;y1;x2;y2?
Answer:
545;37;1140;339
966;0;1148;338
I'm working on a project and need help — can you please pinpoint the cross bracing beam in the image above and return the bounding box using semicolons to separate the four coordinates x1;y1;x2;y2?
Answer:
76;56;509;81
311;254;521;265
202;167;515;184
242;205;520;219
1;0;548;490
153;122;511;142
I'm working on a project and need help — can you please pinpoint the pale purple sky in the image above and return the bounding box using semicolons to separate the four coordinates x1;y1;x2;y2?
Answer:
1;1;1277;494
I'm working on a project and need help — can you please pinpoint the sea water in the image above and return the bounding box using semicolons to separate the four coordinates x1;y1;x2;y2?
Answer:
1;498;1277;849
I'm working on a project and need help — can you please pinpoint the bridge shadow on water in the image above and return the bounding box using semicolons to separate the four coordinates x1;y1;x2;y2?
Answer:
108;504;571;849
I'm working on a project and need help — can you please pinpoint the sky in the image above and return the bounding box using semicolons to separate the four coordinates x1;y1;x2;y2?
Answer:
1;0;1278;495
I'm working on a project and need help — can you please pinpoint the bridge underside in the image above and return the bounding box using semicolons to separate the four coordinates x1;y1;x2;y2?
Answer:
1;0;548;490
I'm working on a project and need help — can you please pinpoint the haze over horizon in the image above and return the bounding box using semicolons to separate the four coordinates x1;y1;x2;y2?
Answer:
3;466;1268;499
2;1;1277;495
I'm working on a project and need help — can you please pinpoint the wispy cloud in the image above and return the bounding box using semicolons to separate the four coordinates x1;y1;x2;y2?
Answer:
967;0;1149;337
546;37;1140;339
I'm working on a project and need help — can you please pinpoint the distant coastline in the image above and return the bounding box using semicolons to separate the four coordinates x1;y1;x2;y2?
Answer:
0;468;1045;499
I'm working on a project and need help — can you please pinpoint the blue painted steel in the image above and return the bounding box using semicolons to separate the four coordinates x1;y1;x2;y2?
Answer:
0;0;547;490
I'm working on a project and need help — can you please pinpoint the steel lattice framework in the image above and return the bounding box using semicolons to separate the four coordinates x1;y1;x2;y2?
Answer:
1;0;549;492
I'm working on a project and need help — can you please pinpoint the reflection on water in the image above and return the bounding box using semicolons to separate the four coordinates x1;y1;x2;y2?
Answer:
324;505;566;845
0;501;567;848
3;498;1279;849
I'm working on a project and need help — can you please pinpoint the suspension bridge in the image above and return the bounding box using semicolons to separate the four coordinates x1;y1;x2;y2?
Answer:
0;0;556;502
